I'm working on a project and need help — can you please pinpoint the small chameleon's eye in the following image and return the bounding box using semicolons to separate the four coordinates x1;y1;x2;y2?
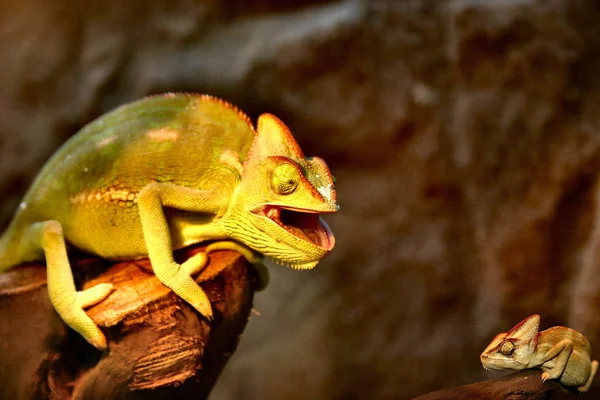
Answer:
500;341;515;356
271;162;299;195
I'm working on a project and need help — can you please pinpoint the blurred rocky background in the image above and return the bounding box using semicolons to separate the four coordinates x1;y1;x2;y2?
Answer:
2;0;600;398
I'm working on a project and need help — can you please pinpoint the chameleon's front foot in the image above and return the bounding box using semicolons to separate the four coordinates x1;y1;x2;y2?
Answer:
540;372;550;383
541;365;565;383
156;243;269;320
155;262;213;320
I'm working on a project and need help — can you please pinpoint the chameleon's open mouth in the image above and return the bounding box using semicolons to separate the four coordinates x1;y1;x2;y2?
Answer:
261;206;335;251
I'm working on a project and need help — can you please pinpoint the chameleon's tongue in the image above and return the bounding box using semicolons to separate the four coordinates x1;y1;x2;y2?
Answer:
280;210;332;249
301;218;332;248
263;206;334;250
285;226;311;242
286;226;322;246
303;228;323;246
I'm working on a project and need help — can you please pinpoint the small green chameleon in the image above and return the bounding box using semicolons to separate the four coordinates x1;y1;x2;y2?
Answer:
0;93;337;350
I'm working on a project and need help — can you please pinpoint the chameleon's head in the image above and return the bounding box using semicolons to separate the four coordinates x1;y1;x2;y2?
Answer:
226;113;338;269
480;314;540;372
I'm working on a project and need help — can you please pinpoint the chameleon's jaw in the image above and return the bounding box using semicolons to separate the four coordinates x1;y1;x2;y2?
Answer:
258;205;335;252
226;202;337;270
480;355;526;371
480;359;505;371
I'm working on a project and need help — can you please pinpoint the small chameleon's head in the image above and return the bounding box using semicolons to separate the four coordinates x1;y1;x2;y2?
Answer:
480;314;540;372
226;113;338;269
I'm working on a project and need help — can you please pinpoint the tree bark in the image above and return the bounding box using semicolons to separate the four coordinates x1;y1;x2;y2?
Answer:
414;369;575;400
0;246;255;400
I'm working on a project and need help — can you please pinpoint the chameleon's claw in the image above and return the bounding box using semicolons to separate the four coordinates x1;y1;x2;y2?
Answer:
190;292;213;321
203;310;214;322
541;372;549;383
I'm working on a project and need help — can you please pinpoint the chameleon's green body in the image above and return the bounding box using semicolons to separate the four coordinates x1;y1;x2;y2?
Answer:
0;93;337;349
3;95;252;260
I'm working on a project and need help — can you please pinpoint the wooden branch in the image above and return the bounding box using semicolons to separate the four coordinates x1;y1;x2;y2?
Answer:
413;370;574;400
0;246;255;400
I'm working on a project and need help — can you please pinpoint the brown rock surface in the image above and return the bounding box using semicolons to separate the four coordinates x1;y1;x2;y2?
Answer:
2;0;600;398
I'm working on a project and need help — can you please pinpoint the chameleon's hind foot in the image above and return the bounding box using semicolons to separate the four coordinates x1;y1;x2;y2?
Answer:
578;360;598;392
35;220;113;349
60;284;114;350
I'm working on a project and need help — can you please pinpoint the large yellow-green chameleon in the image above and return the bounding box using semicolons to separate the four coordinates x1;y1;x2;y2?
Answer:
0;93;337;350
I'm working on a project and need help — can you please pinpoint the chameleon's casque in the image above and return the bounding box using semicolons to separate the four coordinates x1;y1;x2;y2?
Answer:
481;314;598;392
0;93;338;349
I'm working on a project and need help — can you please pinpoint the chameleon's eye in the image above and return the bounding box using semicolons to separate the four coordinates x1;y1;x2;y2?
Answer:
271;162;299;195
500;341;515;356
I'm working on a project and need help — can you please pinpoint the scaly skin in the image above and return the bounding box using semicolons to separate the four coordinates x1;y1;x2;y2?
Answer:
0;93;338;350
480;314;599;392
